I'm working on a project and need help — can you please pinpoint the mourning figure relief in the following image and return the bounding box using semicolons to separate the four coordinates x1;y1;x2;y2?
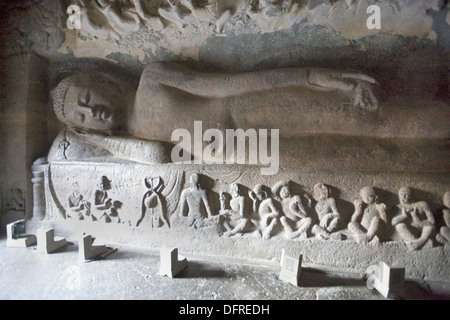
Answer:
348;186;388;244
93;176;122;224
311;183;343;240
218;183;254;237
66;182;91;220
391;187;435;251
178;173;213;228
273;181;313;240
436;191;450;246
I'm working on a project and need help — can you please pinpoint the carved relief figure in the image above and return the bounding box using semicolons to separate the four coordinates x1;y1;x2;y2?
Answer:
6;188;26;213
436;191;450;246
93;176;122;223
66;182;91;220
250;184;281;239
137;177;169;228
311;183;343;240
348;186;388;244
391;187;435;250
272;181;313;240
178;174;213;228
48;62;379;166
219;183;253;237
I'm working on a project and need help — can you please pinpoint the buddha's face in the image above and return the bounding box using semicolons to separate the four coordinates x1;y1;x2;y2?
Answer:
64;81;126;131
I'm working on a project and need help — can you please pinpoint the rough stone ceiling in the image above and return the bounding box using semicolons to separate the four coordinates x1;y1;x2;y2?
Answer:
0;0;448;73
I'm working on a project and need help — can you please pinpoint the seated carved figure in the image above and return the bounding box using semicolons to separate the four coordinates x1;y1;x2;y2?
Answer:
219;183;254;237
391;187;435;250
66;182;91;220
272;181;313;240
48;62;382;166
348;186;388;244
250;184;281;240
311;183;343;240
436;191;450;246
93;176;122;223
178;174;213;228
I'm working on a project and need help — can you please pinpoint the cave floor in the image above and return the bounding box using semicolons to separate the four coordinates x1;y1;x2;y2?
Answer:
0;236;448;301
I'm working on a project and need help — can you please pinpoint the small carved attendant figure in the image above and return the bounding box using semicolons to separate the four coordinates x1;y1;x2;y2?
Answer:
179;174;213;228
251;184;281;239
137;177;169;229
66;182;90;220
434;191;450;246
273;181;313;240
348;186;388;244
436;191;450;245
219;183;253;237
94;176;121;223
311;183;342;240
6;188;26;213
391;187;435;250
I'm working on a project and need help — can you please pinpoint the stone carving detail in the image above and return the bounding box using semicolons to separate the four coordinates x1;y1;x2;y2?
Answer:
436;191;450;246
5;188;26;214
250;184;281;240
273;181;312;240
37;157;449;252
218;183;254;237
48;62;379;167
178;173;213;228
138;177;169;229
68;0;441;39
311;183;343;240
93;176;123;223
391;187;436;251
348;186;388;244
66;182;91;220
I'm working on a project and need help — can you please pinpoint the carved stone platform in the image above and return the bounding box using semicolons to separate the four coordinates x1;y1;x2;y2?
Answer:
28;160;450;281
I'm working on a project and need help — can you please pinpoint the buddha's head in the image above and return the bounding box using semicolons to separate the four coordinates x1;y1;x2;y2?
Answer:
51;72;133;132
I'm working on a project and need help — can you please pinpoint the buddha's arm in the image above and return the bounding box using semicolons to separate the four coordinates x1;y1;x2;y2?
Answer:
141;62;378;109
73;129;172;164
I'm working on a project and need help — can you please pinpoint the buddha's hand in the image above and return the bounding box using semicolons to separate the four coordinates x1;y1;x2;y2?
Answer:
354;80;378;111
308;69;379;111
